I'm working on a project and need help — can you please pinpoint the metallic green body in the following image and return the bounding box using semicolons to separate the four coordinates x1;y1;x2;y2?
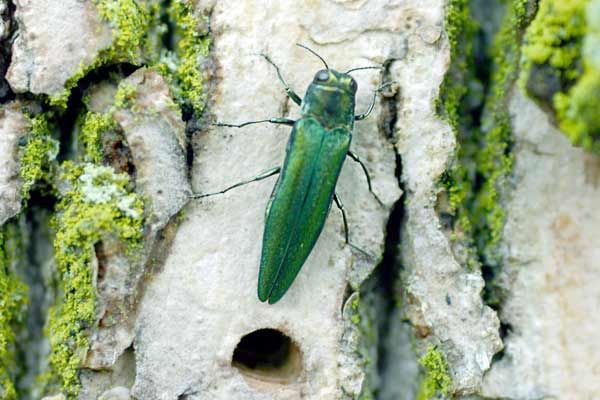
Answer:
258;70;358;303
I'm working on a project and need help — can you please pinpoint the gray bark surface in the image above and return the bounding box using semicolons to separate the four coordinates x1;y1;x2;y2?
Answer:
0;1;598;400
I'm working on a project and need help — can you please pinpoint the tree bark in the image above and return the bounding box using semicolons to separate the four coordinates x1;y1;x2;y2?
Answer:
0;0;598;399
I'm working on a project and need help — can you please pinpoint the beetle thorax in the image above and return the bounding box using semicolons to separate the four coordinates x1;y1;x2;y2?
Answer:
300;69;356;131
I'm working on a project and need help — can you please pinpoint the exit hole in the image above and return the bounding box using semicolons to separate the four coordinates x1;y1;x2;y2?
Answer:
232;329;302;384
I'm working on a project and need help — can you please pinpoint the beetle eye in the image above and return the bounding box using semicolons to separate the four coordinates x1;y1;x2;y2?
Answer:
349;79;357;93
315;70;329;82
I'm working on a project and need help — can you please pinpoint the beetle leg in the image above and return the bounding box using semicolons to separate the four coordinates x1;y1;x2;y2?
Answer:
214;117;295;128
333;193;374;259
191;167;281;199
259;53;303;105
346;151;384;206
333;193;350;244
355;89;378;121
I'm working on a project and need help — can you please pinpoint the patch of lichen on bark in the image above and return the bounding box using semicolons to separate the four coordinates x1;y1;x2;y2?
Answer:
438;0;530;273
48;0;210;121
521;0;600;154
156;0;211;118
0;228;28;400
416;346;452;400
437;0;480;268
49;0;153;109
37;71;148;399
42;163;143;398
76;80;138;166
438;0;478;129
476;0;529;267
14;1;206;396
19;114;59;202
79;112;117;165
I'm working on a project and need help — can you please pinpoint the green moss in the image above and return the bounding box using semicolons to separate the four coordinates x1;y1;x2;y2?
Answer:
0;228;28;400
416;346;452;400
521;0;600;153
48;0;152;109
44;162;143;398
439;0;530;270
19;114;59;202
474;0;528;266
437;0;480;268
157;0;210;117
439;0;478;129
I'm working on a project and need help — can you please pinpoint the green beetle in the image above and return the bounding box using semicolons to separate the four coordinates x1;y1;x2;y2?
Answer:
194;44;387;304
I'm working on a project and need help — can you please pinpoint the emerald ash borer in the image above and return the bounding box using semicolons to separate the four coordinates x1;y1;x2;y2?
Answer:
193;44;391;304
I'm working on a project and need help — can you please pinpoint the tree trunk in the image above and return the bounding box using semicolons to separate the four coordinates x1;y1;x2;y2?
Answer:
0;0;598;399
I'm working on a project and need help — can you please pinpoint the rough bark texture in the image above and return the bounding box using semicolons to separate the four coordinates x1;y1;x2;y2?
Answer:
7;0;113;97
0;0;599;400
134;1;403;397
0;103;27;225
481;89;600;400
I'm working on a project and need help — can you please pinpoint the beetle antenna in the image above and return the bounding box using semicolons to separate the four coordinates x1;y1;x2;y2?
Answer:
296;43;329;69
376;81;398;91
346;66;383;74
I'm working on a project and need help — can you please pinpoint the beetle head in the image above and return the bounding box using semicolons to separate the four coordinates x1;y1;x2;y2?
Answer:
312;69;358;95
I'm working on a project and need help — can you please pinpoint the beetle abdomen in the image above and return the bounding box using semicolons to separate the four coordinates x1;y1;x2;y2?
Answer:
258;117;351;304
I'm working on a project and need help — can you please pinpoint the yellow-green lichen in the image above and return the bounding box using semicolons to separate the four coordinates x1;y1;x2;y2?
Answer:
157;0;210;117
474;0;528;266
521;0;600;153
47;0;210;120
0;228;28;400
19;114;59;202
350;293;361;325
439;0;530;270
49;0;152;109
437;0;479;267
416;346;452;400
44;162;143;398
78;80;139;164
95;0;152;62
142;3;168;59
113;82;138;109
79;112;117;164
554;68;600;153
522;1;586;80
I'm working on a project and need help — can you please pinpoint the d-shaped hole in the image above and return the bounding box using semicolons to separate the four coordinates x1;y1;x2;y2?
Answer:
232;329;302;384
